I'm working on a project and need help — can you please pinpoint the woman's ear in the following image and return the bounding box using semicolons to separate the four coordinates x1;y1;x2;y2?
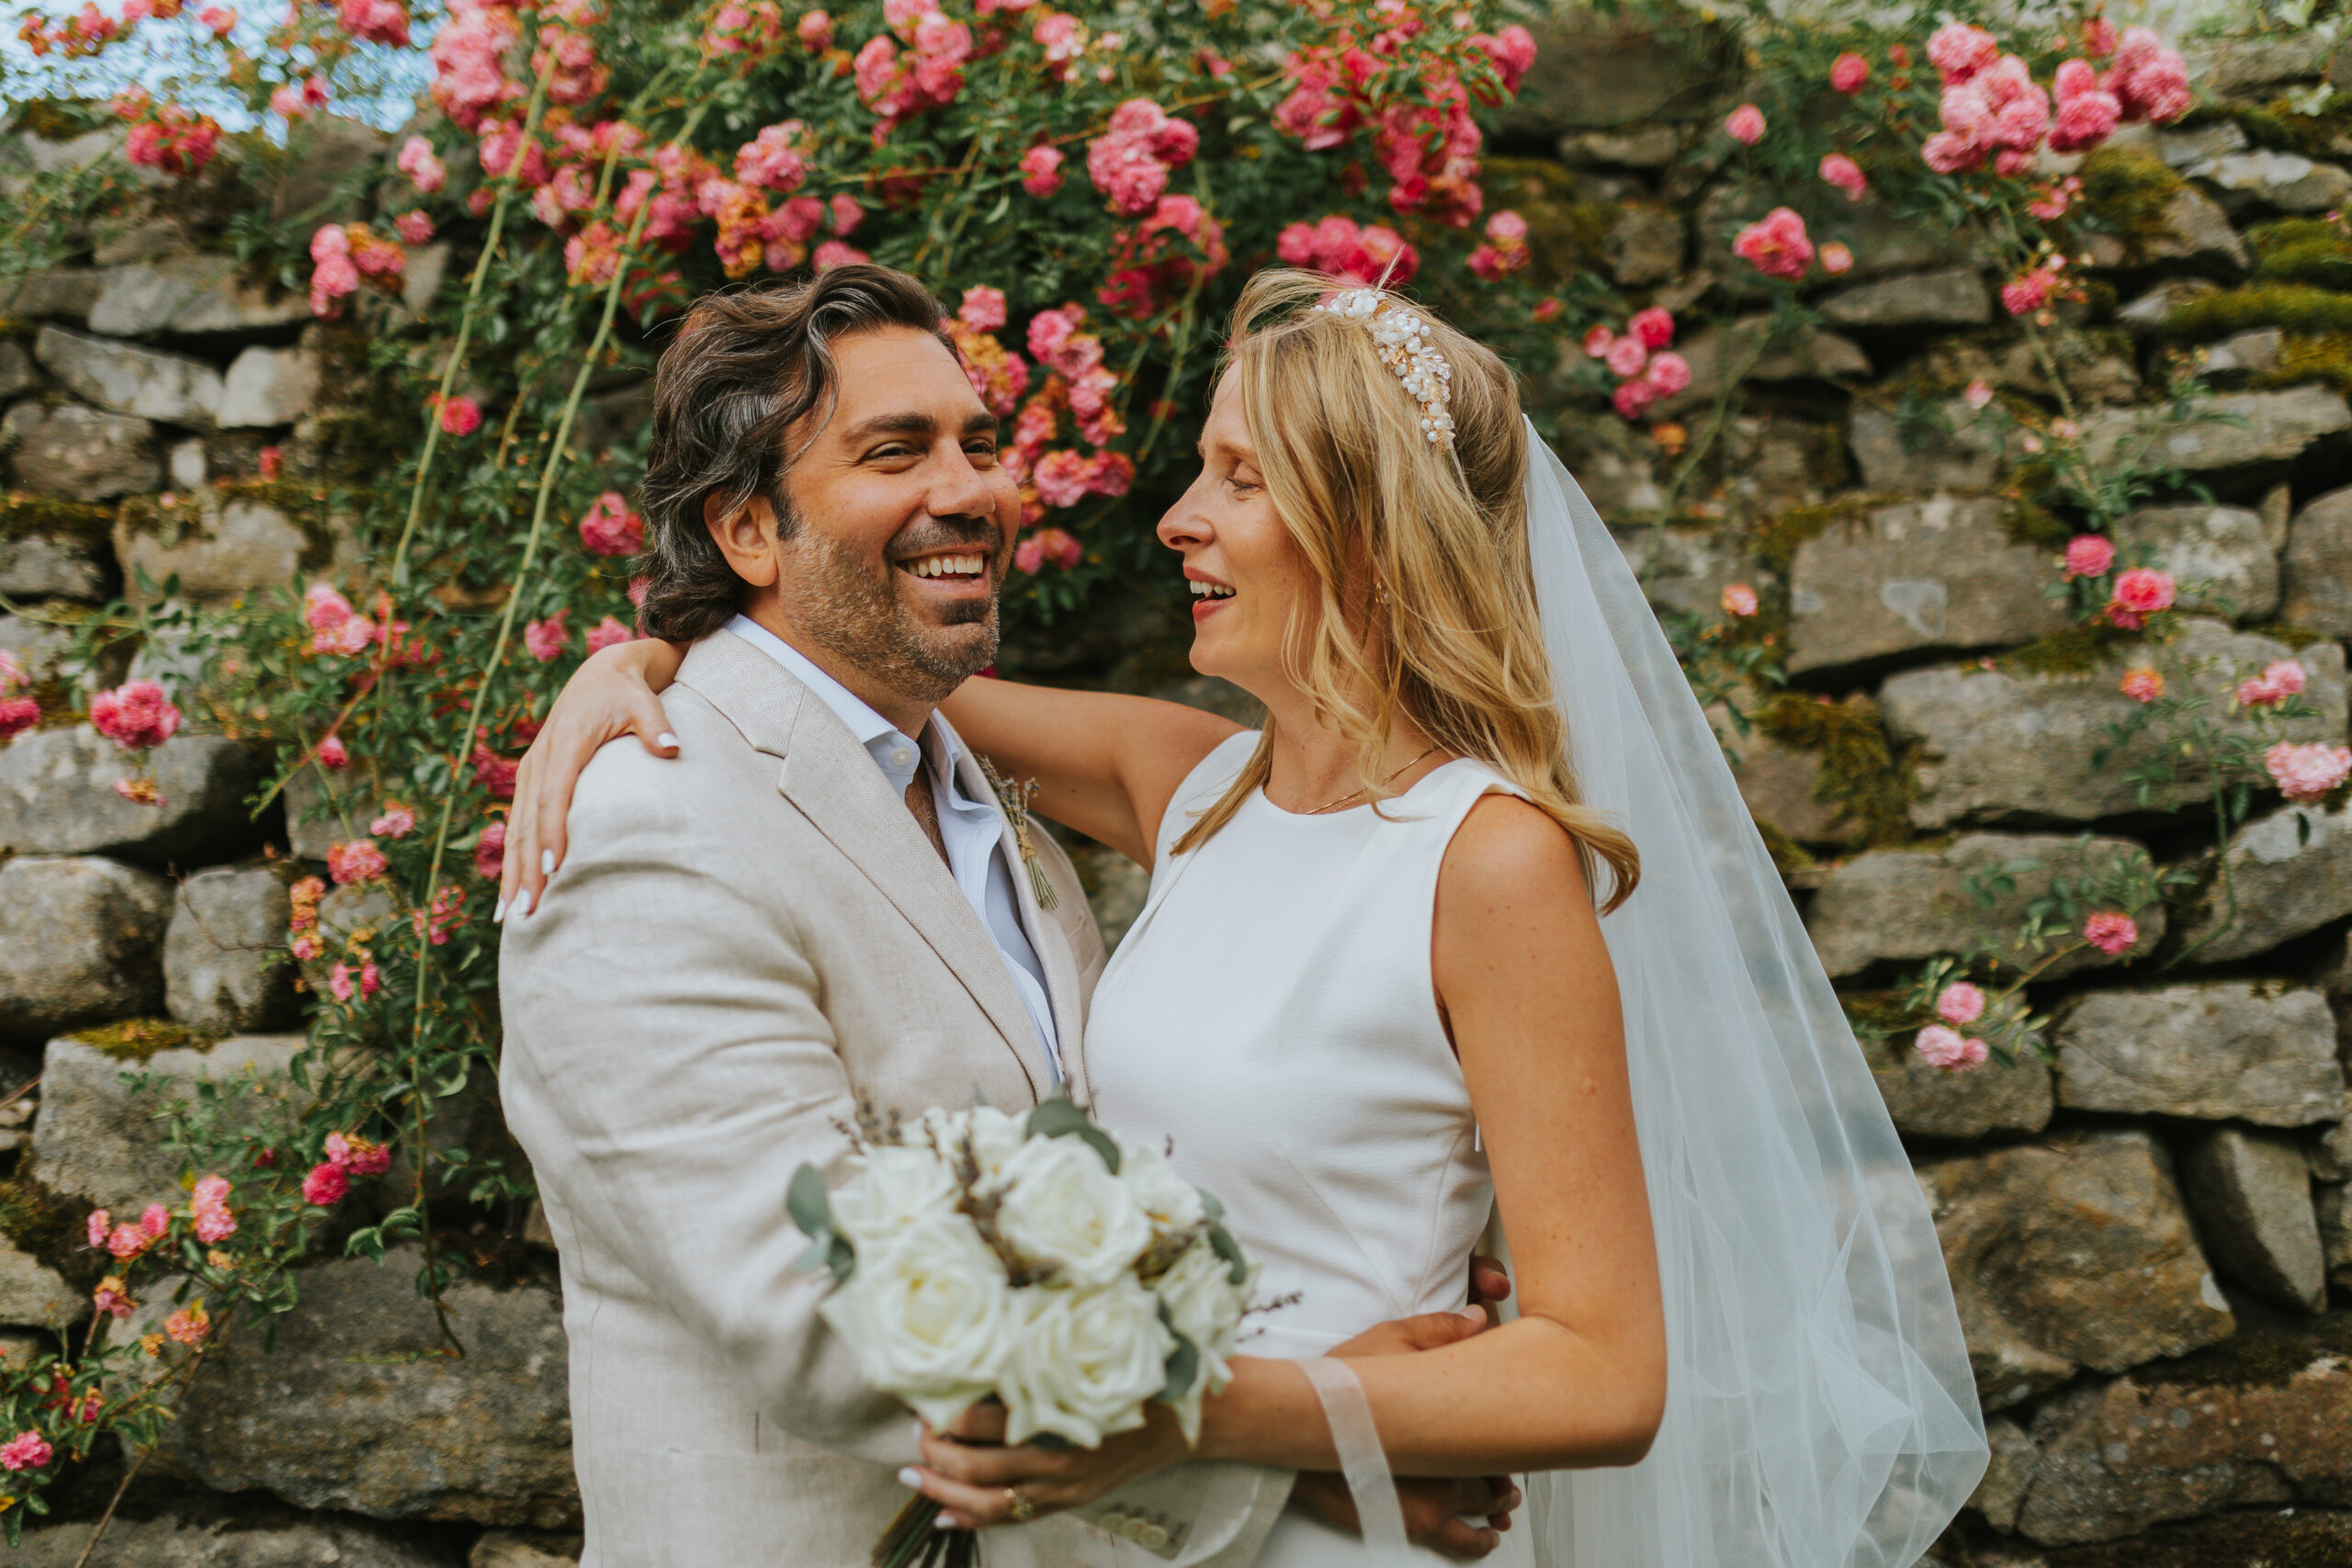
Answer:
704;493;783;588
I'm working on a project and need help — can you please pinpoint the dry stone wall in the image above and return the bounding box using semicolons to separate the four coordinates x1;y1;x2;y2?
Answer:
0;20;2347;1568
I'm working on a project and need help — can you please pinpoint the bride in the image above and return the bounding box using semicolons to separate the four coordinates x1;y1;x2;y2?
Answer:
498;269;1987;1564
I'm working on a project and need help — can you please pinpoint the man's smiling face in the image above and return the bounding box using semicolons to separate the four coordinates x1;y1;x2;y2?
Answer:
719;324;1019;716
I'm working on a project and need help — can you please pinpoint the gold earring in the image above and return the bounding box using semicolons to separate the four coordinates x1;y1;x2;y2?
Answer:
1375;582;1391;606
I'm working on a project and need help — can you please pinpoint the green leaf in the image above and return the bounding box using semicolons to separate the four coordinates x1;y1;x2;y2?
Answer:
1024;1097;1120;1173
786;1164;834;1240
1159;1322;1200;1404
2298;812;2312;847
6;1503;19;1546
1207;1224;1247;1286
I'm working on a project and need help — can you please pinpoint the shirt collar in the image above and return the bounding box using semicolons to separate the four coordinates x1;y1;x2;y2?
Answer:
727;614;989;807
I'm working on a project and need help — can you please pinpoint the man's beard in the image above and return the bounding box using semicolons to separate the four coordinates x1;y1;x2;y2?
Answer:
779;511;1003;707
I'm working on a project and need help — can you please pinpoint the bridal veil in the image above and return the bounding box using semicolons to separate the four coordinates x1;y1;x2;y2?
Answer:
1510;418;1987;1566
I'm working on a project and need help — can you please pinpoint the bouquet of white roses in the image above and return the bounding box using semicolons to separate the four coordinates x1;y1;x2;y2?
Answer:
788;1097;1259;1568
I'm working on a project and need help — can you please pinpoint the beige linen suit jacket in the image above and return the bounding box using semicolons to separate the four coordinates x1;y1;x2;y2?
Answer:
500;630;1289;1568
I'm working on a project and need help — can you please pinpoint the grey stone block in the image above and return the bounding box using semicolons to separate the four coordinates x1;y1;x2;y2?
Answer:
1804;832;2162;981
0;530;107;601
2173;802;2352;964
1787;496;2070;675
2054;982;2347;1126
164;864;297;1033
2081;387;2352;474
2189;149;2352;214
1849;400;2005;493
218;345;323;429
115;500;311;605
131;1247;579;1527
30;1032;308;1211
0;728;261;864
2141;185;2250;276
1817;268;1992;329
0;268;102;321
0;858;171;1046
2283;482;2352;637
1881;619;2347;829
2113;502;2279;622
13;1503;464;1567
1970;1415;2038;1534
1917;1131;2233;1413
0;1239;77;1330
2181;1125;2327;1312
85;255;311;337
32;326;221;427
1861;1032;2053;1142
0;341;37;399
0;401;158;501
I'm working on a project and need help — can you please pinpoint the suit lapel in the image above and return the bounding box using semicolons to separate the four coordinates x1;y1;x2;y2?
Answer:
951;739;1091;1107
674;632;1052;1104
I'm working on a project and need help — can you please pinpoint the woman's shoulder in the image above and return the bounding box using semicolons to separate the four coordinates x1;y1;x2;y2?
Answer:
1441;785;1592;908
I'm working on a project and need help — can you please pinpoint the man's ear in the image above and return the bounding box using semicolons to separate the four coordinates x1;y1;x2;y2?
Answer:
705;493;783;588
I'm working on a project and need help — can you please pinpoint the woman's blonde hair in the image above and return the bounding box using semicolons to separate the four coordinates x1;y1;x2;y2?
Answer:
1170;268;1640;914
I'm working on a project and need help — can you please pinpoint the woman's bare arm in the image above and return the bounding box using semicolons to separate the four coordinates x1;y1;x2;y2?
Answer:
904;795;1667;1520
937;677;1239;867
497;637;685;919
496;638;1242;916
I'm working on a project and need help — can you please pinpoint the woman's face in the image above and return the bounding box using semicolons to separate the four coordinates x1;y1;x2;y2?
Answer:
1156;374;1320;697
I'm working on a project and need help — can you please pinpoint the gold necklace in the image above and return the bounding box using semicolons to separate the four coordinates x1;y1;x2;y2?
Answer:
1303;745;1442;815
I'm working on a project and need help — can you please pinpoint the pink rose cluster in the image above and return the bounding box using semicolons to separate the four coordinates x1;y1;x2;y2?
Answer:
1467;209;1531;281
1371;73;1487;229
1019;144;1064;198
1098;194;1229;320
1819;153;1868;203
2000;254;2077;319
1915;1024;1987;1071
1732;207;1815;281
86;1202;171;1261
2105;567;2176;630
701;0;784;57
396;135;446;197
0;648;37;741
587;615;636;653
303;1131;393;1207
854;0;976;133
288;875;324;962
308;222;407;319
2267;740;2352;805
947;289;1035;415
116;92;221;179
1920;21;2183;177
2062;533;2114;580
578;491;646;557
526;609;571;662
1085;98;1201;218
2081;911;2139;955
1014;527;1083;574
1276;214;1419;288
327;838;390;886
336;0;410;47
1584;309;1690;421
2235;659;2307;710
90;680;180;751
0;1432;51;1473
269;75;330;120
304;581;397;658
429;0;523;132
476;818;507;880
1025;304;1122;447
191;1175;236;1244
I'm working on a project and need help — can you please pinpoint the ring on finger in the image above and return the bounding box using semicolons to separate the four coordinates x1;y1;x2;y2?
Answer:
1004;1485;1036;1523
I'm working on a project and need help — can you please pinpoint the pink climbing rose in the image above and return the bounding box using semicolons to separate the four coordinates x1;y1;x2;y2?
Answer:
1819;153;1868;201
2081;911;2139;955
0;1432;52;1472
1818;243;1854;275
2235;659;2307;709
1830;51;1868;93
2120;666;2165;703
586;615;636;653
437;396;482;436
371;805;417;839
525;611;572;662
1914;1025;1986;1071
327;839;390;886
1604;335;1648;379
1935;982;1985;1025
397;134;446;193
2106;568;2176;629
1644;353;1691;397
90;681;181;751
2266;740;2352;805
2063;534;2115;579
1627;306;1674;349
1724;104;1765;144
578;492;645;557
1019;144;1064;197
1720;583;1758;617
302;1162;351;1206
1732;208;1814;280
475;819;507;880
958;286;1009;333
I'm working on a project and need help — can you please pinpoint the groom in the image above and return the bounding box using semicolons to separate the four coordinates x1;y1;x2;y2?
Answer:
498;265;1508;1567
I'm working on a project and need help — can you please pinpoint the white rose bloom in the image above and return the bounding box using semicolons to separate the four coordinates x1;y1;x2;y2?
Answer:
998;1278;1175;1447
831;1144;959;1252
993;1134;1152;1286
950;1106;1030;1194
1157;1240;1258;1443
1115;1137;1206;1235
819;1211;1013;1428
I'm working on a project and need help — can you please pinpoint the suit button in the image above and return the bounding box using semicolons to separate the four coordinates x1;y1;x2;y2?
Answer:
1136;1523;1170;1551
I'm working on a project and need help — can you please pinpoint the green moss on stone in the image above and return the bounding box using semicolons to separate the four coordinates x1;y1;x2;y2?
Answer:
1747;494;1889;580
1754;692;1915;849
0;1176;98;1288
2164;284;2352;343
2254;332;2352;393
0;491;113;546
1995;622;2127;677
1479;155;1614;288
65;1017;215;1063
2128;1309;2352;1394
1755;818;1816;878
2249;216;2352;290
2077;147;2184;248
1836;989;1915;1041
2003;497;2073;549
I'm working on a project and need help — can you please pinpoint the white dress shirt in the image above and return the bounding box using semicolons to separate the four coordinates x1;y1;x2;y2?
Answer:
726;615;1064;1085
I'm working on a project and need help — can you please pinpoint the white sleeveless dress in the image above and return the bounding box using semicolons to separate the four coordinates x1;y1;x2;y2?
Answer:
1085;733;1539;1568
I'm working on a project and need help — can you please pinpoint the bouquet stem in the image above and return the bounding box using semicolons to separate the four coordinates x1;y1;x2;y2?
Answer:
873;1490;979;1568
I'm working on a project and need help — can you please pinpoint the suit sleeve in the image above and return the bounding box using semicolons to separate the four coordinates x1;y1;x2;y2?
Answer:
497;743;905;1463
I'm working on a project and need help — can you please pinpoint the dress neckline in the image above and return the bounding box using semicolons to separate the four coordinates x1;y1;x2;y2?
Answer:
1249;755;1478;821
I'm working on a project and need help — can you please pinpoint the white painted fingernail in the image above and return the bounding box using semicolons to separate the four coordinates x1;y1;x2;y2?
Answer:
897;1468;922;1490
913;1418;926;1443
492;897;508;923
657;732;678;750
516;887;535;919
1460;1306;1485;1323
540;850;555;874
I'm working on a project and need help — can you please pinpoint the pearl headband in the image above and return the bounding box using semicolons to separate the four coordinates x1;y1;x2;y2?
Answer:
1314;287;1456;447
